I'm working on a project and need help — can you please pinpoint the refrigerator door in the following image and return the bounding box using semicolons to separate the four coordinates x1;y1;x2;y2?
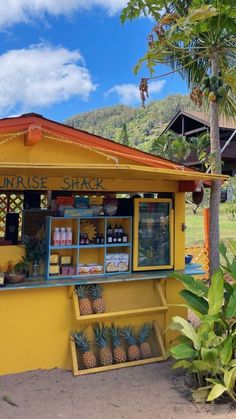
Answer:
133;199;173;271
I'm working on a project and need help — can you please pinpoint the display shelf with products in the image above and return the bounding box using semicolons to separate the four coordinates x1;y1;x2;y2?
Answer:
70;320;166;376
45;216;132;280
72;280;168;322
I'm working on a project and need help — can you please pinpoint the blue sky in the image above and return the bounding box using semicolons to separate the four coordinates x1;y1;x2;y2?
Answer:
0;1;187;122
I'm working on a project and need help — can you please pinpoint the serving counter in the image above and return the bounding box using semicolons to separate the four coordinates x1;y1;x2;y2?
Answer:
0;264;204;376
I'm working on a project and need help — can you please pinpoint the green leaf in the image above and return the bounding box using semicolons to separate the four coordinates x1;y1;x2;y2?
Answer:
208;270;224;315
229;360;236;367
171;316;200;350
180;290;209;314
191;360;214;372
220;336;233;365
170;343;197;360
192;386;212;403
171;273;208;297
188;6;218;22
206;378;222;385
225;286;236;319
172;360;192;369
228;239;236;256
224;367;236;390
207;384;227;401
201;347;218;364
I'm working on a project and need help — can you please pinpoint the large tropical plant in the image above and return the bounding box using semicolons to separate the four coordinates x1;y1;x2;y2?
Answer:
121;0;236;273
167;242;236;403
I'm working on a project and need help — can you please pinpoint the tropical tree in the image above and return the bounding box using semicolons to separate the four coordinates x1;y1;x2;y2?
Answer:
189;132;210;167
119;123;129;145
151;130;191;163
121;0;236;273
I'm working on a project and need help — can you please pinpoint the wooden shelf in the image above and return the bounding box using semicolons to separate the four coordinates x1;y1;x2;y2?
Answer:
72;281;168;322
70;321;167;376
75;306;168;323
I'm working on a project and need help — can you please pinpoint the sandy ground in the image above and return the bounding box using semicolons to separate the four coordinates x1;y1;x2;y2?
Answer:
0;361;235;419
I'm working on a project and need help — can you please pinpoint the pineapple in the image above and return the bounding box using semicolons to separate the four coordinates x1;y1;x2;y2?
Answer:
72;331;97;369
138;323;152;359
89;284;105;314
93;323;113;366
75;285;93;316
110;323;127;364
121;327;140;361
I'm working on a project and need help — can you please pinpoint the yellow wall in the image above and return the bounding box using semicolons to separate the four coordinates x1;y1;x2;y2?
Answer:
0;246;25;271
0;286;76;375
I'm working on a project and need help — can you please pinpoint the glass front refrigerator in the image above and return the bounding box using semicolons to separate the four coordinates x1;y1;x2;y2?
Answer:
133;198;173;271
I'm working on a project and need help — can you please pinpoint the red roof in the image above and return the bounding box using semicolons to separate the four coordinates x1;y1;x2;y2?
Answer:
0;112;200;174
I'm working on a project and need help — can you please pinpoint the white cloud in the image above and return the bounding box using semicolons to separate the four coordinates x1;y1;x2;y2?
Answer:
0;44;96;115
0;1;127;27
106;80;166;105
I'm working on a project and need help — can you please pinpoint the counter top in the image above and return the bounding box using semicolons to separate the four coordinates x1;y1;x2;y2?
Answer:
0;264;205;291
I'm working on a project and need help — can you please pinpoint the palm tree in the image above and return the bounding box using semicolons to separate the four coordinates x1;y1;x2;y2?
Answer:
121;0;236;273
151;131;191;163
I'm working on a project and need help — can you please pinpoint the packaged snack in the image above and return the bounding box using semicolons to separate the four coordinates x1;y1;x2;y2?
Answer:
78;265;90;275
118;253;129;272
68;266;77;276
61;265;69;276
49;265;60;275
50;253;59;264
105;253;129;273
60;255;72;265
89;264;103;274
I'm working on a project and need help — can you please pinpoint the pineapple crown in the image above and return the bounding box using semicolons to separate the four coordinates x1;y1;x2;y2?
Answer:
75;285;89;299
138;323;152;344
121;327;137;345
89;284;103;300
71;331;90;353
110;323;122;348
93;323;109;348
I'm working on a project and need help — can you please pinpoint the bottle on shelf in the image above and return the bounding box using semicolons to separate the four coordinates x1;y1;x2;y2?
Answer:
118;224;123;235
113;233;118;244
107;223;112;236
84;233;90;245
100;233;105;244
117;233;122;243
80;233;85;245
122;231;128;243
95;233;100;244
107;228;113;244
114;224;119;235
66;227;72;245
60;227;66;246
53;227;60;246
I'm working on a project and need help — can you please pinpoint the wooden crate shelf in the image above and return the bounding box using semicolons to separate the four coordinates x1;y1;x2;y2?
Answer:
70;321;167;376
72;281;168;323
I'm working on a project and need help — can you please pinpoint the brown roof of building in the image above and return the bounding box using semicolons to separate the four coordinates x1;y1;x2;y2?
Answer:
181;110;236;130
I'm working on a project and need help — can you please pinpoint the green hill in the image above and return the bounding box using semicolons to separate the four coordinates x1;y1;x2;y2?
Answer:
65;94;197;152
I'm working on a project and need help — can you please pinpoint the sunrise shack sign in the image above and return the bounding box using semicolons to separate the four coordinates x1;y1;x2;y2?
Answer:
0;176;106;191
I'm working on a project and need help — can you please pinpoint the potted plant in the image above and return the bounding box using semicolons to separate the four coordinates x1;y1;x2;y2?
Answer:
22;235;47;276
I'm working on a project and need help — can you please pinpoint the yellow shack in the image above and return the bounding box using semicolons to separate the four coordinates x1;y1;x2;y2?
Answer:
0;113;224;376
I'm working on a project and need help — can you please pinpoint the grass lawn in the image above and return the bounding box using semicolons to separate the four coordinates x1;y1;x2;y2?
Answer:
185;203;235;247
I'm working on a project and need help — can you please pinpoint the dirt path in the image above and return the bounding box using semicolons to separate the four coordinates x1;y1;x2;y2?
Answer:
0;361;235;419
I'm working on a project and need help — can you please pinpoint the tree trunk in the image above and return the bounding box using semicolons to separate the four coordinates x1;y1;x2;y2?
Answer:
209;53;222;275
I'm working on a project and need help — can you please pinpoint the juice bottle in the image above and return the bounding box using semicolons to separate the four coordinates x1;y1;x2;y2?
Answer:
53;227;60;246
66;227;72;245
60;227;66;246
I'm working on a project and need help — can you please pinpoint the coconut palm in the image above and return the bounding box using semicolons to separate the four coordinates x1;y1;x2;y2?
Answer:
121;0;236;272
